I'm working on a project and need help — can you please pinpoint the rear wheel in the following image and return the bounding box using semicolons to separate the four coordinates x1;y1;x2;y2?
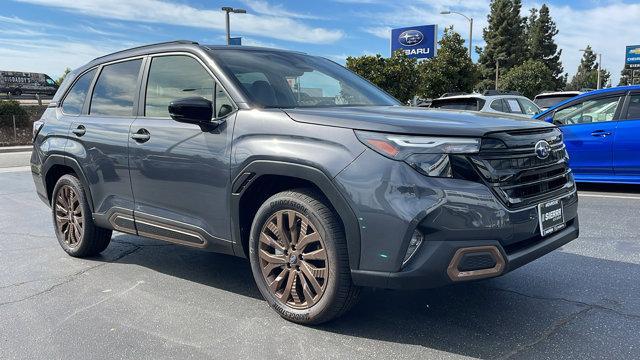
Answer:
249;189;360;324
51;174;112;257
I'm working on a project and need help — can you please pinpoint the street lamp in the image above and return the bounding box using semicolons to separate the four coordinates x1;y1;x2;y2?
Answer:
441;10;473;58
580;48;602;89
221;6;246;45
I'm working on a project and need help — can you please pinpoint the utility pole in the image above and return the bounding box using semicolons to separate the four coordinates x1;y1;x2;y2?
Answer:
221;7;246;45
597;53;602;90
495;59;500;90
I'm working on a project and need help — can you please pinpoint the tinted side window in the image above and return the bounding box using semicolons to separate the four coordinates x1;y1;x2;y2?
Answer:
517;98;540;115
553;96;621;125
490;99;505;112
90;59;142;116
505;98;523;113
145;55;214;118
626;94;640;119
215;85;234;117
62;69;96;115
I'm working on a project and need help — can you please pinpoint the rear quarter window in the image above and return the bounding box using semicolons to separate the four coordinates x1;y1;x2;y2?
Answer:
61;69;96;115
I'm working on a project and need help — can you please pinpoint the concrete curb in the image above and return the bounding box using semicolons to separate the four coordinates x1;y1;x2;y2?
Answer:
0;145;33;154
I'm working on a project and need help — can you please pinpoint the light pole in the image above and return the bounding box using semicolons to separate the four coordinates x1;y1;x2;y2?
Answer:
580;48;602;89
441;10;473;58
221;6;246;45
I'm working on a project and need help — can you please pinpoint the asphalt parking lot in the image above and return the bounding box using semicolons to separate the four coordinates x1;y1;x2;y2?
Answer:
1;153;639;360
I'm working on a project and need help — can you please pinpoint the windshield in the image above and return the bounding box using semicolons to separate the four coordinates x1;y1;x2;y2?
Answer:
209;49;400;108
534;95;577;109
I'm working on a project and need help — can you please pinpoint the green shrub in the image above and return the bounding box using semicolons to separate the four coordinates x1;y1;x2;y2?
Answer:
0;100;30;128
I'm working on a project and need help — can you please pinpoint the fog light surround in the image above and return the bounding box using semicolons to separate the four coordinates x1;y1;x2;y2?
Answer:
402;230;424;266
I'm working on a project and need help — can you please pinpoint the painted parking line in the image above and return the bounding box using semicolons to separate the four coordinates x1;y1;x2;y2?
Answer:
0;166;31;173
578;193;640;200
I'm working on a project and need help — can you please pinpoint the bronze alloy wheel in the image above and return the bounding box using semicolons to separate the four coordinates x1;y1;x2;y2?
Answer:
258;210;329;309
54;184;83;247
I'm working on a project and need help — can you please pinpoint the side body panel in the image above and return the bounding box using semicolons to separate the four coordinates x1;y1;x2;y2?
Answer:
66;115;135;214
127;116;237;251
230;109;366;265
613;92;640;180
561;121;616;176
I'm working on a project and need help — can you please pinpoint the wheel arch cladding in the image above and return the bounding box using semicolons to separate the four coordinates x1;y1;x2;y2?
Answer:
231;160;361;269
43;155;95;212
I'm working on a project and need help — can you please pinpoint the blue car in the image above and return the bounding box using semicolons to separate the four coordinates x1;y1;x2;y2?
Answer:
534;86;640;184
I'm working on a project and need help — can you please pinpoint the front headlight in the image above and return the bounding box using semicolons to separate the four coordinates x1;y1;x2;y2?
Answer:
355;130;480;178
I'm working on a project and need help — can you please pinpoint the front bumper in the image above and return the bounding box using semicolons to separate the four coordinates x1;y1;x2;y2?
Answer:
334;149;579;289
351;217;578;289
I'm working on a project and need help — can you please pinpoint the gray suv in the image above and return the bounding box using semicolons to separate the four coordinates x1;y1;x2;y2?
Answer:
31;41;579;324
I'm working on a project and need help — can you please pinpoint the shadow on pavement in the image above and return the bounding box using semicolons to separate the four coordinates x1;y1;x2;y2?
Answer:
105;233;639;359
578;182;640;194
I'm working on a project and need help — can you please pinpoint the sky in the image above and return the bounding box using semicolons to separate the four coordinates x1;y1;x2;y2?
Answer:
1;0;638;85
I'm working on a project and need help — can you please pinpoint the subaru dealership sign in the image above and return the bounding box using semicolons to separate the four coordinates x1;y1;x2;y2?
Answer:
626;45;640;68
391;25;437;59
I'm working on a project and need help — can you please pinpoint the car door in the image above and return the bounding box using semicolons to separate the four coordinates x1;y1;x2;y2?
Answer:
552;95;624;178
66;58;143;226
613;92;640;178
128;53;237;251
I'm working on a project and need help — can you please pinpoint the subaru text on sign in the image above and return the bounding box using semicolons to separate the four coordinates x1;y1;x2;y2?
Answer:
390;25;437;59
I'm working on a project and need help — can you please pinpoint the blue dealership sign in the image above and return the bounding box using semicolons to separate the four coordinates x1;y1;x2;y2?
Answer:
391;25;437;59
626;45;640;68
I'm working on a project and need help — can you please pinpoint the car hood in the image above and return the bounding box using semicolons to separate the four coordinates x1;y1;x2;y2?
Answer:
283;106;553;137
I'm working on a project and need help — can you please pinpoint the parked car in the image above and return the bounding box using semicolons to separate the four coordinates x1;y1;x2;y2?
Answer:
31;41;579;324
429;91;542;118
0;70;58;96
534;91;582;111
534;86;640;184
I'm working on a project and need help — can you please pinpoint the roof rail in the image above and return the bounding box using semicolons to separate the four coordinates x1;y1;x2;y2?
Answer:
483;90;522;96
91;40;199;62
440;92;469;98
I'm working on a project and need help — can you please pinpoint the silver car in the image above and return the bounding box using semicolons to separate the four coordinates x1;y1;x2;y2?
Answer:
429;91;542;118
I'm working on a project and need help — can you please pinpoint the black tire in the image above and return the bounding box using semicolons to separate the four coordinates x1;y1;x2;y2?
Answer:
51;174;112;257
249;189;360;325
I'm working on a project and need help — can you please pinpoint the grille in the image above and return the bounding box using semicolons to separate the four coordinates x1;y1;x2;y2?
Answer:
470;128;575;209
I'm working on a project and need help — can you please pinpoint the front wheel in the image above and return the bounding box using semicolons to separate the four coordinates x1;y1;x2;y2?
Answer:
249;189;360;325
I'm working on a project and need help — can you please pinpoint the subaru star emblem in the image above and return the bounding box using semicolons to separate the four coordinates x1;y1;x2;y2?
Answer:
535;140;551;160
398;30;424;46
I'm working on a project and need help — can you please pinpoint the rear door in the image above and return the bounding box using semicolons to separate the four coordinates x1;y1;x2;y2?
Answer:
552;95;624;177
67;58;143;225
614;92;640;178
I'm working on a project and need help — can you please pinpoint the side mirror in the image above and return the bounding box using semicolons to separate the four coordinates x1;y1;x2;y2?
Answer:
168;97;213;125
543;116;553;123
580;115;593;123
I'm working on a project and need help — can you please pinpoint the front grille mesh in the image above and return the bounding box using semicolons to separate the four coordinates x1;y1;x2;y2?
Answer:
470;129;574;208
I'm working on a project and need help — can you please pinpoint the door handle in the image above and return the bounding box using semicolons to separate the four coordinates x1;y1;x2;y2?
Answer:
131;128;150;143
590;130;612;137
72;125;86;137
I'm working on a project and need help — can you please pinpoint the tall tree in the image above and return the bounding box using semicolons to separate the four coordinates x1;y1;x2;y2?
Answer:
56;68;71;85
526;4;564;89
476;0;527;91
499;60;556;99
417;27;478;98
346;51;418;103
619;68;634;86
567;46;611;90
